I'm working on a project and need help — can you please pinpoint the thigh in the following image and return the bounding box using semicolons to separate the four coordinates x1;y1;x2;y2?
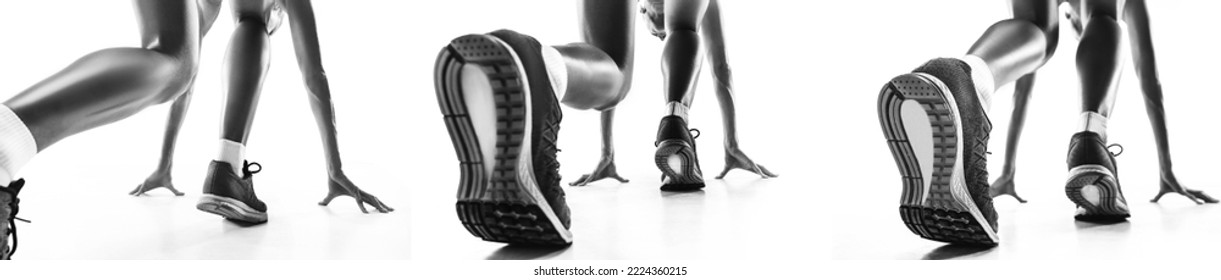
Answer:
664;0;709;32
578;0;635;70
1011;0;1061;55
134;0;199;55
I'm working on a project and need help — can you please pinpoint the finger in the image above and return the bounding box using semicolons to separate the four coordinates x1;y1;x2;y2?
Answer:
355;198;370;214
715;167;732;179
759;165;778;178
374;198;392;213
1183;191;1204;205
319;193;339;206
569;175;591;186
751;165;768;179
130;186;140;195
1192;191;1220;203
612;175;629;183
374;197;394;212
363;194;390;213
166;186;185;196
1150;191;1169;203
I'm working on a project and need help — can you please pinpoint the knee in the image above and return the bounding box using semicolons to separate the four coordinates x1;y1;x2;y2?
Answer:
140;49;198;104
152;58;198;104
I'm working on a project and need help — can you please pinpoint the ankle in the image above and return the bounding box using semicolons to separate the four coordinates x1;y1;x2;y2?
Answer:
0;106;36;184
665;101;689;121
216;139;246;174
960;55;995;112
1077;112;1108;141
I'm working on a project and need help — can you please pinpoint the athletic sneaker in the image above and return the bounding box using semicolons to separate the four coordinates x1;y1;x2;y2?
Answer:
877;58;999;245
434;29;572;245
197;160;268;224
0;179;26;260
655;116;705;191
1065;131;1129;222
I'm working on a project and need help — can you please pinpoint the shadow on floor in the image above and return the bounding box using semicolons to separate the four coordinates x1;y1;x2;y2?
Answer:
486;244;571;260
921;244;996;260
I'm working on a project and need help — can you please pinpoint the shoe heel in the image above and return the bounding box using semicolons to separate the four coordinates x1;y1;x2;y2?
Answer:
655;140;704;190
1065;165;1129;220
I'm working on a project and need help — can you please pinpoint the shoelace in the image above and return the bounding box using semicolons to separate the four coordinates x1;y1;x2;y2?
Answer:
243;161;263;177
688;128;700;139
1107;143;1124;157
1;180;29;258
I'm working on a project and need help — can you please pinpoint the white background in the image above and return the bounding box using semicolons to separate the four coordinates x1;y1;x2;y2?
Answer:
828;0;1221;261
0;0;817;266
2;0;1218;277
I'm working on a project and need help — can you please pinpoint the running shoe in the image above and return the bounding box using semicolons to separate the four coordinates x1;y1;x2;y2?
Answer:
197;160;268;224
1064;131;1129;222
0;179;26;260
878;58;998;245
434;29;572;245
655;116;705;191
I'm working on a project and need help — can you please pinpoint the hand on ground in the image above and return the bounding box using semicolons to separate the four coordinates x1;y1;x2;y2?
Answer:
319;174;394;213
131;170;185;196
988;172;1027;203
569;155;629;186
716;147;777;179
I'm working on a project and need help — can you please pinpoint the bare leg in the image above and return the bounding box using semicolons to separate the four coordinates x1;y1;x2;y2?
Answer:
965;0;1058;89
661;0;708;105
218;1;274;145
989;74;1035;203
282;0;392;212
568;0;636;186
1076;2;1122;119
700;0;776;179
131;0;222;196
5;0;199;151
1122;0;1216;204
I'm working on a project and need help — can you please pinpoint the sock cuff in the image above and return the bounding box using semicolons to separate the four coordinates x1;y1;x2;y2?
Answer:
0;106;36;181
961;55;995;112
540;46;568;96
1078;111;1108;139
217;139;246;162
665;101;689;119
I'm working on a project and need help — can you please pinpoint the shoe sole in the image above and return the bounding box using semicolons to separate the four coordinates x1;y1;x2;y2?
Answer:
435;34;573;245
1065;165;1130;221
878;73;999;245
196;194;268;224
655;140;705;191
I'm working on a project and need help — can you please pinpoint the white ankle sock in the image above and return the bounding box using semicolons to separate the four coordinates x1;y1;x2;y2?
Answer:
665;101;689;120
0;106;36;185
217;139;245;174
961;55;996;113
1078;111;1108;141
540;46;568;97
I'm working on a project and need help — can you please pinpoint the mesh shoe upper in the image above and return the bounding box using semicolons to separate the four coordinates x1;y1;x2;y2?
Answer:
0;179;23;260
912;58;997;228
202;160;267;212
487;29;570;229
1066;131;1117;173
655;115;696;148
